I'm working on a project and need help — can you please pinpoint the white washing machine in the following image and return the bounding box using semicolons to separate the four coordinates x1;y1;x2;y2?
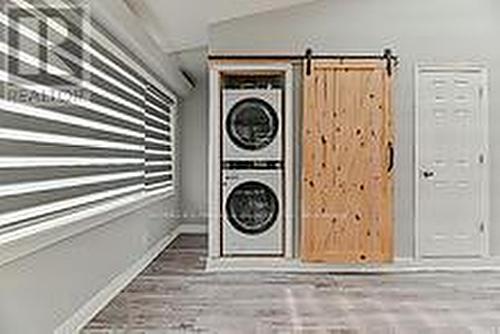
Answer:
223;89;282;161
222;167;283;256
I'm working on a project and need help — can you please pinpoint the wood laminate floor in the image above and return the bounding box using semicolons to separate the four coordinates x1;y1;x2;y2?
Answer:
82;234;500;334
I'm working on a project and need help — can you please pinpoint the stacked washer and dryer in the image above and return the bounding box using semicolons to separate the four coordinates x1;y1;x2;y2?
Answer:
222;87;284;256
213;66;293;259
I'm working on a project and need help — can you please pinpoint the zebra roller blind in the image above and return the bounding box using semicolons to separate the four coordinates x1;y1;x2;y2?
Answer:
0;0;176;234
146;84;175;193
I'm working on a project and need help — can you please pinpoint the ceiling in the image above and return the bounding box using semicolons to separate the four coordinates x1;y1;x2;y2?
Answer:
124;0;317;53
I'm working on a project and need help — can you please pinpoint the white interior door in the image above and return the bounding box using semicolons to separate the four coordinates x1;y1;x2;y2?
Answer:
416;66;488;258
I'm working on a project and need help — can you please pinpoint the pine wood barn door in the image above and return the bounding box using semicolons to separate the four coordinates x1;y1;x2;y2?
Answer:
301;60;394;263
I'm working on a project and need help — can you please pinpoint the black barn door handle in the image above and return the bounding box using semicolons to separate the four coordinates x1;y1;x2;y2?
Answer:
387;142;394;173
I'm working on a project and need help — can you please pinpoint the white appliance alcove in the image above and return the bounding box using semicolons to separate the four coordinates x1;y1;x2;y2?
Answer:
208;62;295;261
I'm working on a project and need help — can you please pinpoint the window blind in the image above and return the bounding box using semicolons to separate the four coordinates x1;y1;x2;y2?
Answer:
0;0;176;233
145;84;175;193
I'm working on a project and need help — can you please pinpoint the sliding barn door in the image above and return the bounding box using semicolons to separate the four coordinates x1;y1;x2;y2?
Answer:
301;60;394;263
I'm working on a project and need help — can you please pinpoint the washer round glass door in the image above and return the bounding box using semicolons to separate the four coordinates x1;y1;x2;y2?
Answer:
226;181;279;235
226;97;279;151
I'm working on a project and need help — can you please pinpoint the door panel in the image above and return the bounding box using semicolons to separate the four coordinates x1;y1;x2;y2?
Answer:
417;69;485;258
301;61;393;263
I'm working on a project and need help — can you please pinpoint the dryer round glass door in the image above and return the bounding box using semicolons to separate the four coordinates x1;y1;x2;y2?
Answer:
226;181;279;235
226;97;279;151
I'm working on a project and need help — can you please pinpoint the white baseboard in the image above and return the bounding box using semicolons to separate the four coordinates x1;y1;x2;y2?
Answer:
177;219;207;234
207;256;500;273
55;227;181;334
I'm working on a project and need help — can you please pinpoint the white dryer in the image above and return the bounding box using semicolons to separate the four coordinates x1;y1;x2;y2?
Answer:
222;168;283;256
223;89;282;161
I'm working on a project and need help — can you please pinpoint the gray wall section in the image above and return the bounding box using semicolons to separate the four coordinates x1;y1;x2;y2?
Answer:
207;0;500;257
0;198;179;334
176;48;210;225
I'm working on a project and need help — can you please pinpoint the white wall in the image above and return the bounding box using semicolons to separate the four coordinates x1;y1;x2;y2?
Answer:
175;48;210;228
124;0;319;52
207;0;500;257
0;1;184;333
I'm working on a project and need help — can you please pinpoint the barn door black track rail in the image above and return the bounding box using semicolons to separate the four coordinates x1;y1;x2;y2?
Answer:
208;48;399;77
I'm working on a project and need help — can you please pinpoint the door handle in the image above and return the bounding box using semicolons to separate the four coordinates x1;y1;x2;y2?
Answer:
422;170;435;179
387;142;394;173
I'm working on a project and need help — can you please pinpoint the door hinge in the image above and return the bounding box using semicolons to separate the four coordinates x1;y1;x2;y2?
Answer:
479;86;484;99
480;222;485;233
479;153;485;164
